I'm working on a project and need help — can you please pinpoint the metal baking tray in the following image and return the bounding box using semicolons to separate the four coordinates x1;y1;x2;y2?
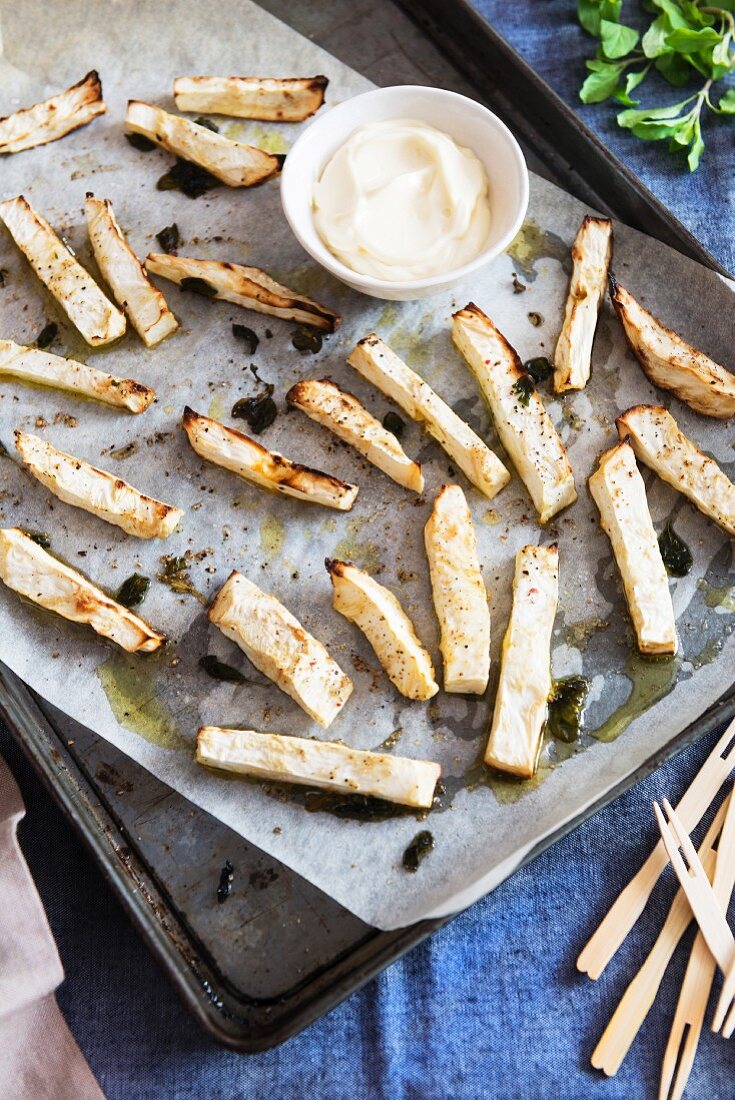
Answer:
2;0;733;1052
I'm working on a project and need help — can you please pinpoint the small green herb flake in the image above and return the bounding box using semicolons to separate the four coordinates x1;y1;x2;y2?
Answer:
512;373;535;406
217;859;234;903
110;441;138;461
116;573;150;609
231;371;277;435
125;132;156;152
194;116;220;133
156;223;180;254
0;438;7;457
35;321;58;349
157;157;220;198
382;411;405;438
179;276;217;298
231;384;277;435
291;327;323;354
659;522;693;577
547;676;591;743
25;530;51;550
304;790;406;821
402;830;435;872
158;555;207;604
232;324;259;354
199;654;251;683
524;356;553;383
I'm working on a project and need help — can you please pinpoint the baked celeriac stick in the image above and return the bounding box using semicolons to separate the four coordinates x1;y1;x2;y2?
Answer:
589;441;676;655
0;70;105;154
197;727;440;809
125;101;282;187
15;432;183;539
424;484;490;694
553;215;613;393
0;340;154;412
183;407;358;510
617;404;735;537
208;571;353;727
174;75;328;121
0;195;126;346
452;302;577;523
286;377;423;492
347;333;509;499
484;544;558;778
146;253;339;332
0;527;164;652
327;559;439;701
85;194;178;347
609;276;735;419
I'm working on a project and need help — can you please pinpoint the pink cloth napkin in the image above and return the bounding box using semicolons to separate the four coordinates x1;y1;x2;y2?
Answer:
0;754;105;1100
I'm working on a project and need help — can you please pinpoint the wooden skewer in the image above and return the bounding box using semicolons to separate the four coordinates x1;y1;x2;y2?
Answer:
577;718;735;979
659;933;714;1100
660;788;735;1100
713;784;735;1037
719;980;735;1037
591;800;726;1077
715;887;735;1035
654;799;735;974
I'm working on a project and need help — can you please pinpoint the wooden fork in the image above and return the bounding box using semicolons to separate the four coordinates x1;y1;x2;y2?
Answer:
591;799;726;1077
578;718;735;980
654;799;735;975
659;788;735;1100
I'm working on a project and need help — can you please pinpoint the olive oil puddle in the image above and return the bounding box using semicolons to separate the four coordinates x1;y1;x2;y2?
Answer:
221;122;289;155
96;651;188;750
452;652;682;806
332;517;382;573
207;392;227;420
200;766;436;823
190;637;703;813
260;513;285;555
505;220;570;282
563;616;609;650
462;749;554;806
373;306;452;385
698;578;735;612
592;651;682;744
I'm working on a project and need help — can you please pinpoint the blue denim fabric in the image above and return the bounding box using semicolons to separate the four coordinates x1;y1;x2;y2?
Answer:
470;0;735;275
3;715;735;1099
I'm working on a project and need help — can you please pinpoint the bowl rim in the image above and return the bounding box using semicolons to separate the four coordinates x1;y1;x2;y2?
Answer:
280;84;530;295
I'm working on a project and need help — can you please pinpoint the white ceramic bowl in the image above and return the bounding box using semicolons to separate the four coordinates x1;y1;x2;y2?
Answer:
280;85;529;302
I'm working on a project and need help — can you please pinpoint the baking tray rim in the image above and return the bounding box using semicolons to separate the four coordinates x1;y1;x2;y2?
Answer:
3;661;734;1051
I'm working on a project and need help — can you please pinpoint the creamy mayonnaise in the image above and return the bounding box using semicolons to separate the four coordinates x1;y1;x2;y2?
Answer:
313;118;491;282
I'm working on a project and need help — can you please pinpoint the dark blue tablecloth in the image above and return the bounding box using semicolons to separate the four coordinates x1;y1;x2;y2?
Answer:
3;6;735;1098
474;0;734;275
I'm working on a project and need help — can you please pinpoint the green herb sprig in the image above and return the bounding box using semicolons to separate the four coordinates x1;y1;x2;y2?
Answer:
578;0;735;170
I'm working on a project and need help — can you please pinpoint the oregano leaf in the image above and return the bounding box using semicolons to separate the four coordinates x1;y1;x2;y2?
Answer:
600;19;640;58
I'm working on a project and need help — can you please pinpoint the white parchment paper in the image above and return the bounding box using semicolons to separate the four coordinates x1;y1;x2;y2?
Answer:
0;0;733;930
